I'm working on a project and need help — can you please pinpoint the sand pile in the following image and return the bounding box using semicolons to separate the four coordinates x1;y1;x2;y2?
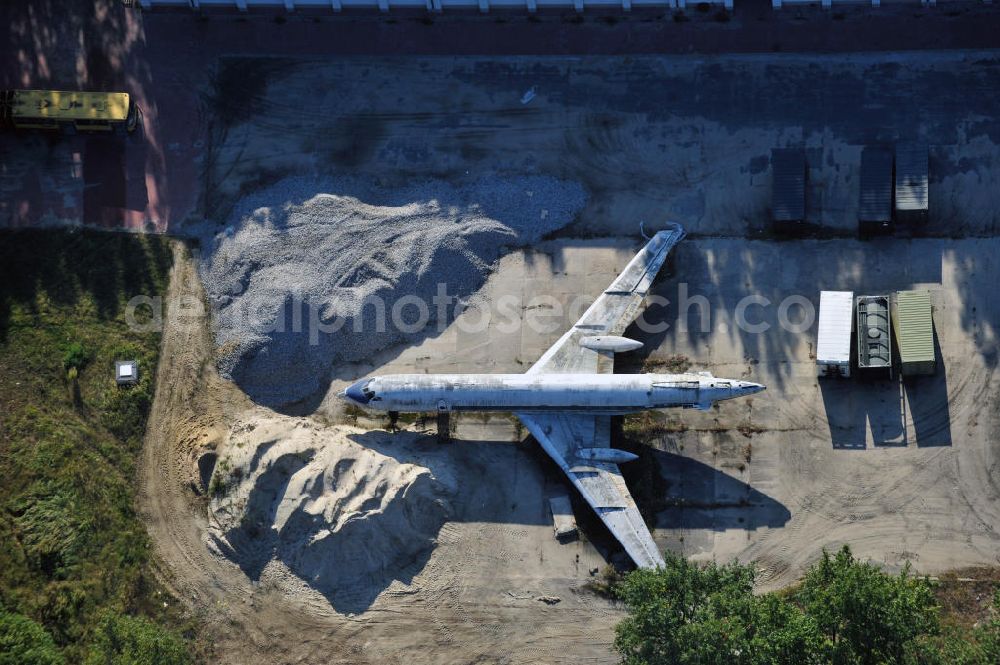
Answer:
207;415;457;612
201;175;586;408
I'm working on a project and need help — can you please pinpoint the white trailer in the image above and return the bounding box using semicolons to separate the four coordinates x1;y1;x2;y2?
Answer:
817;291;853;378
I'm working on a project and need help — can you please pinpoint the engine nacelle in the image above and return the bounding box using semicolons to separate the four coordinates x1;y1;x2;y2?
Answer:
579;336;643;353
575;447;639;464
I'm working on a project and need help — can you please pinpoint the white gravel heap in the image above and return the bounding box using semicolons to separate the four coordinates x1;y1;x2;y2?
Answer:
207;416;458;613
202;175;586;408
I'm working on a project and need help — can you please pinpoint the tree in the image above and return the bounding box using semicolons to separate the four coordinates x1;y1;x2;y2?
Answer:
0;610;65;665
613;546;953;665
614;553;826;665
796;546;939;665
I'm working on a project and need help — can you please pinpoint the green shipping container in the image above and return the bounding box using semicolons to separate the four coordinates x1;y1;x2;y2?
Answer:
893;290;936;376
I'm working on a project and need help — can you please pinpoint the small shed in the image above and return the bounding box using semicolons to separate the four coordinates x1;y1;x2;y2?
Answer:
893;290;935;376
771;148;806;229
856;295;892;374
817;291;854;378
549;495;578;540
115;359;139;385
895;142;929;224
859;146;893;235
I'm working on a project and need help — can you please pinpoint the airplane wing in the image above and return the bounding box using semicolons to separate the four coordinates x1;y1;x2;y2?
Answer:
527;224;686;375
516;411;665;569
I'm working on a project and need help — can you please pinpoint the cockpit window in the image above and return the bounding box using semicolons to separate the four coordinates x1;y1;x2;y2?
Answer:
345;379;375;404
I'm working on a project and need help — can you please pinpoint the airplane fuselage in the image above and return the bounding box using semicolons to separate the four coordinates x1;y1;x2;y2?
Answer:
335;225;769;570
343;373;764;414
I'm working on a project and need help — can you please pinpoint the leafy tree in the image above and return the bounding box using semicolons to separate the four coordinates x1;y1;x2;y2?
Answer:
613;546;965;665
796;546;939;665
0;610;64;665
614;553;826;665
84;612;190;665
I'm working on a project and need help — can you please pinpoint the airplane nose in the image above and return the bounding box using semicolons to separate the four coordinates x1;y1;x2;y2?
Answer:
737;381;766;395
342;379;372;404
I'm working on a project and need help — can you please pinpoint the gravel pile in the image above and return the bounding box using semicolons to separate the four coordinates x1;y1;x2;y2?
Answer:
201;175;586;408
207;416;458;613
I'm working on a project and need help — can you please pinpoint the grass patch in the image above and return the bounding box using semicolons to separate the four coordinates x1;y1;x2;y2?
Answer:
583;564;624;598
623;412;687;439
642;354;691;374
0;230;195;663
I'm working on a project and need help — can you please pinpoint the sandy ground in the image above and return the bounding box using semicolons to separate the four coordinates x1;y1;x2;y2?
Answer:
140;232;1000;663
139;244;623;665
128;50;999;664
321;234;1000;590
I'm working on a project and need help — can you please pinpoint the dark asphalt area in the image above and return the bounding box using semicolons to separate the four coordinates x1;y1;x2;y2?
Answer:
2;0;999;230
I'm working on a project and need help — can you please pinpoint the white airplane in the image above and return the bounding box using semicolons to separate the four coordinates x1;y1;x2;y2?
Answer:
340;224;764;568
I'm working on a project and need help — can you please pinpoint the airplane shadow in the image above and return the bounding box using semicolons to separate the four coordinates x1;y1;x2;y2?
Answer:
617;433;791;535
216;419;793;612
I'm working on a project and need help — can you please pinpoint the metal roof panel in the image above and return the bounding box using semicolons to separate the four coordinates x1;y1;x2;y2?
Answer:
895;290;934;363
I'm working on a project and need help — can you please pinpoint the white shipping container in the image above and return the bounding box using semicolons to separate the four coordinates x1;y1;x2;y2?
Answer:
817;291;853;378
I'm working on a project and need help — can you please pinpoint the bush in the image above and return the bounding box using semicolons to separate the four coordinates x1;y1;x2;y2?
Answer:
0;610;64;665
63;342;90;372
84;612;190;665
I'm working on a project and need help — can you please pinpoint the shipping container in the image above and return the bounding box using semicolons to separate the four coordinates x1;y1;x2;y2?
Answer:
771;148;806;229
892;290;935;376
895;142;929;225
817;291;854;378
859;146;893;236
856;295;892;375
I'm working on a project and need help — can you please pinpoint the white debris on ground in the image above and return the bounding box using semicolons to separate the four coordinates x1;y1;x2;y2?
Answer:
200;175;586;408
207;414;459;613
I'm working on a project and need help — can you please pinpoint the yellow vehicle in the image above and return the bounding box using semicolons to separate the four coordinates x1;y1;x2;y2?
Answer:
0;89;141;134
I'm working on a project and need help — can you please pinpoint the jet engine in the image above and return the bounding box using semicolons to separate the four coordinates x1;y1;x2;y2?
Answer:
579;336;643;353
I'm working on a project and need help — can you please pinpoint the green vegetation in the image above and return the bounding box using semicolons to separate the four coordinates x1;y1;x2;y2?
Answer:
83;612;189;665
0;610;64;665
614;546;1000;665
0;230;193;663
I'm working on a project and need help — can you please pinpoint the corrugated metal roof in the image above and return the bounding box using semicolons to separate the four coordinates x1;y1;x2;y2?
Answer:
817;291;853;364
772;148;806;222
859;147;893;222
895;290;934;363
895;142;928;212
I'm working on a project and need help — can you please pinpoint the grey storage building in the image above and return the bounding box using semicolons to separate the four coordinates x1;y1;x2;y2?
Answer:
859;146;893;235
893;290;936;376
895;142;929;225
771;148;806;229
